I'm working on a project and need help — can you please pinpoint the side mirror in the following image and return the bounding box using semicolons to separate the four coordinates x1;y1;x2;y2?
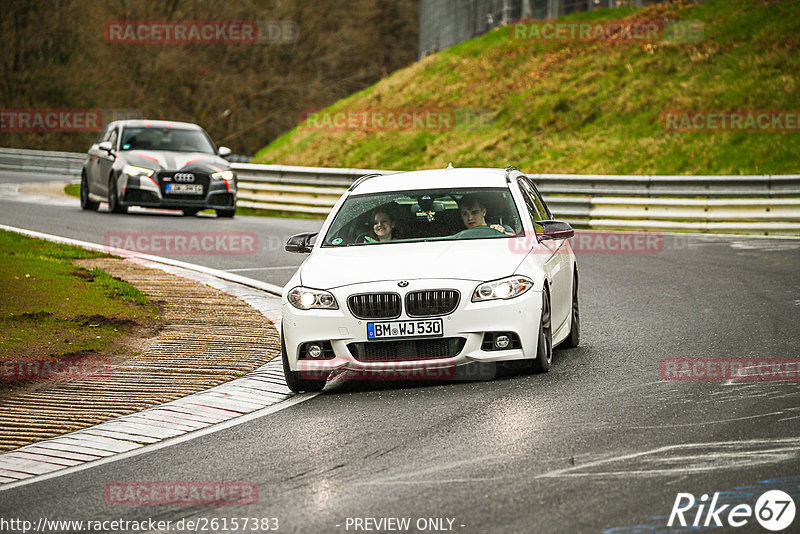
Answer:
218;146;232;158
285;232;317;253
98;141;113;153
537;220;574;241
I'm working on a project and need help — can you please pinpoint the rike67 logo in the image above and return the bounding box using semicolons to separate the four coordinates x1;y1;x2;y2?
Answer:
669;490;796;531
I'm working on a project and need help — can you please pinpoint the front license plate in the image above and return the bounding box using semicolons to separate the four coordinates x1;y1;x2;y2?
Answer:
166;183;203;195
367;319;443;340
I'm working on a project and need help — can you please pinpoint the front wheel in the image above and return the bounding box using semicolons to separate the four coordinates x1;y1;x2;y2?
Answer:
529;290;553;373
281;329;327;393
182;208;200;216
107;175;127;214
80;172;99;211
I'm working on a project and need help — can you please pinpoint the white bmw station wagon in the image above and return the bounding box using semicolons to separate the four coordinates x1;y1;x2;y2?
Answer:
281;166;579;392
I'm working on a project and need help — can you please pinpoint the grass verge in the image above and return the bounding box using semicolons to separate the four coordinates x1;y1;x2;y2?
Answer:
64;183;80;198
0;229;160;365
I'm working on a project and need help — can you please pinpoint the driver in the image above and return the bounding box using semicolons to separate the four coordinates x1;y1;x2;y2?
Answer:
458;195;514;235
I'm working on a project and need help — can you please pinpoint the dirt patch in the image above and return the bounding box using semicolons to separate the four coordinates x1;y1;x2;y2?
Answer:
72;268;96;282
73;314;139;327
10;311;54;321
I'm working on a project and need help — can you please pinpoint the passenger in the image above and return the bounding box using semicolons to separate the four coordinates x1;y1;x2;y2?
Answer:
457;195;514;235
366;209;398;242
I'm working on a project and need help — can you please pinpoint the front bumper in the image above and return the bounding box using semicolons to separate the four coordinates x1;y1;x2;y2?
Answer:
282;279;543;376
119;173;237;210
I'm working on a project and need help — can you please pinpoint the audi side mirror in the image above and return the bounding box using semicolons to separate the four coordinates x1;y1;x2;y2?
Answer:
537;220;575;241
218;146;232;158
285;232;317;253
98;141;113;153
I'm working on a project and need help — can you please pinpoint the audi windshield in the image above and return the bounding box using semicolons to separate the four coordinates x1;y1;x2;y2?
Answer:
119;127;216;153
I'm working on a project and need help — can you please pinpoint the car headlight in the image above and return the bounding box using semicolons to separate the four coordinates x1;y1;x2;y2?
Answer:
288;287;339;310
212;170;234;181
472;276;534;302
122;164;155;177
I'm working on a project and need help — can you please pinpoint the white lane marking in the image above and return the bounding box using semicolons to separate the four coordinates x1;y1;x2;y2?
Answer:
225;266;299;272
535;437;800;479
353;439;800;485
0;393;318;493
623;410;785;430
349;433;800;486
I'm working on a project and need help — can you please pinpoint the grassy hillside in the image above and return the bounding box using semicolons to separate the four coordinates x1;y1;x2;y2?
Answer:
255;0;800;175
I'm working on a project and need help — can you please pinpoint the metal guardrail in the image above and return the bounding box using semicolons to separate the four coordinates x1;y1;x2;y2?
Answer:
232;161;800;234
2;147;799;234
0;147;84;176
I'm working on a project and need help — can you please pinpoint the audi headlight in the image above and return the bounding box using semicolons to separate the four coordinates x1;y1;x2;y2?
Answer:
472;276;534;302
212;170;234;181
122;164;155;177
288;287;338;310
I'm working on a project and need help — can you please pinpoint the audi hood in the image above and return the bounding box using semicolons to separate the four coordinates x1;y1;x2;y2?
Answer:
121;150;231;173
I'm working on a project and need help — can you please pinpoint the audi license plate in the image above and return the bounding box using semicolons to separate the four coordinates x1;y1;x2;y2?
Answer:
367;319;443;340
166;183;203;195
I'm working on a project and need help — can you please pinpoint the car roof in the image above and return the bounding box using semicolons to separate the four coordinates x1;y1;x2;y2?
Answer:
350;167;513;195
114;119;204;130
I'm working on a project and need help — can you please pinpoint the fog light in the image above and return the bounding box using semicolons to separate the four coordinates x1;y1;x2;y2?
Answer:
495;335;510;349
306;343;323;359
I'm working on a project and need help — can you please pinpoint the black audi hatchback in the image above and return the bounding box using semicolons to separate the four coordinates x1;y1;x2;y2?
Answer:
81;119;237;217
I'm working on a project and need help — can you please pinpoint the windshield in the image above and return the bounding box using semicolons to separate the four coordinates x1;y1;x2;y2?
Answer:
120;127;216;153
322;187;523;247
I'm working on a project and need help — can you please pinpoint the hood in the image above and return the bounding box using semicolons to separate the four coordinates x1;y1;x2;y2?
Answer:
122;150;230;173
300;239;526;289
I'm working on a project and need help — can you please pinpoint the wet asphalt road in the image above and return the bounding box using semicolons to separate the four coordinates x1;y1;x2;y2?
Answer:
1;170;800;533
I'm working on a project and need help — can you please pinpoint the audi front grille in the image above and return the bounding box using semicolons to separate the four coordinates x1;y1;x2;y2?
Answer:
347;293;402;320
405;289;460;317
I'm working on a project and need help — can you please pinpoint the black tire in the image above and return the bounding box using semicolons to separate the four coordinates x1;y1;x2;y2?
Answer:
80;172;99;211
561;271;580;349
216;207;236;218
107;175;127;214
182;208;200;216
281;328;327;393
530;289;553;373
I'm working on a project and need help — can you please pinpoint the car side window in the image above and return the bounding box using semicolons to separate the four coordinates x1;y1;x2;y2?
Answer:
517;178;539;222
525;178;552;220
517;178;543;222
107;128;118;150
96;125;110;144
